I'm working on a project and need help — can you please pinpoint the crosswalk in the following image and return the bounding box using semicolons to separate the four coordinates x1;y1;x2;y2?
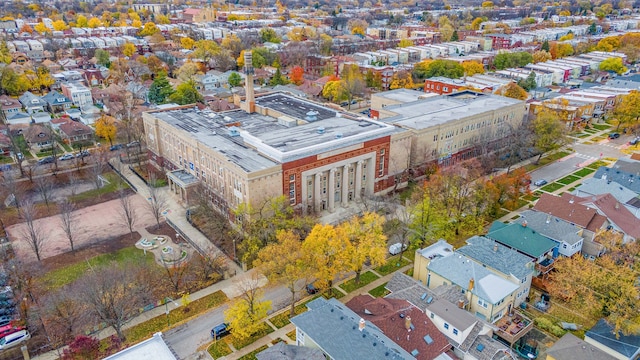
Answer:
575;153;598;161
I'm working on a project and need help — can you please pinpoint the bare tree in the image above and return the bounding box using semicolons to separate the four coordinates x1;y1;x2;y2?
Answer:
20;199;47;261
162;256;190;295
1;172;23;211
89;150;108;190
191;247;227;286
41;287;88;347
34;175;55;211
58;199;78;251
79;264;148;341
66;171;80;198
117;189;137;239
146;174;167;229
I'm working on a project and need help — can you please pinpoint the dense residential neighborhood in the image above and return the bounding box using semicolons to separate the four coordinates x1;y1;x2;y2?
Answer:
0;0;638;359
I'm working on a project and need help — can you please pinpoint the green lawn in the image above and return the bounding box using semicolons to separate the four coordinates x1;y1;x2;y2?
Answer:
376;256;411;275
586;160;608;170
339;271;380;293
494;208;509;219
524;151;571;171
118;291;227;347
238;345;269;360
521;194;539;202
572;168;596;177
576;133;591;138
540;182;565;193
592;124;611;130
231;322;274;350
322;288;345;299
269;301;311;329
0;156;13;164
41;246;156;290
70;172;128;202
557;175;580;185
369;282;390;298
208;341;232;359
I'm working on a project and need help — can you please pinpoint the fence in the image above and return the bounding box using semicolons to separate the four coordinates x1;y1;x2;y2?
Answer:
128;165;149;186
185;209;243;269
108;162;137;192
166;217;205;256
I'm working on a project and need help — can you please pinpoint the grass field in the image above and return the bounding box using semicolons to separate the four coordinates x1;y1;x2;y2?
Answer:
70;172;128;202
557;175;580;185
269;300;312;329
592;124;611;130
376;256;411;275
339;271;380;293
572;168;596;177
208;341;232;359
238;345;269;360
540;182;565;193
369;282;390;298
586;160;608;169
231;322;274;350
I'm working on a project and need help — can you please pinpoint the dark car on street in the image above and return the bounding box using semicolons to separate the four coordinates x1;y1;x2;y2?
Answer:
306;283;318;295
110;144;124;151
211;323;230;340
608;132;620;139
37;156;55;165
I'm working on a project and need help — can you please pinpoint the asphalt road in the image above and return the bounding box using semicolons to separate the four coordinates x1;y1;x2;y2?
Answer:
164;283;296;359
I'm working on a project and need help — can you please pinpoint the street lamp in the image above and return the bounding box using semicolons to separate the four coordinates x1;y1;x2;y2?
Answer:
164;297;180;327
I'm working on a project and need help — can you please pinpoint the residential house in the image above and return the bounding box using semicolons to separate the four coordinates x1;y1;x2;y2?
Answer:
23;124;53;149
255;342;325;360
0;95;23;120
576;193;640;242
290;297;413;360
515;210;584;257
6;112;32;125
455;236;534;308
486;221;559;275
546;333;617;360
346;295;451;359
31;112;52;124
58;120;93;145
194;72;222;92
61;82;93;109
83;69;106;87
593;162;640;195
584;319;640;360
533;192;609;241
416;242;519;324
103;332;176;360
41;90;72;113
18;91;47;114
574;177;640;218
0;133;11;156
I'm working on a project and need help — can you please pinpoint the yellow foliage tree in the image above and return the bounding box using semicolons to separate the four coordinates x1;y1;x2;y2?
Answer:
34;22;50;34
52;20;67;31
339;212;387;283
131;20;142;28
302;224;351;293
398;39;414;48
76;15;88;28
389;72;414;90
156;14;171;25
596;36;621;52
223;278;271;342
462;61;485;76
95;115;118;146
87;17;102;28
139;22;160;36
500;82;528;100
532;50;552;63
481;1;494;7
122;42;136;57
180;37;195;50
470;17;484;30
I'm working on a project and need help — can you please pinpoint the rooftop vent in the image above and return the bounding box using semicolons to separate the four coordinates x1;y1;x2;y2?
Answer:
305;110;318;121
476;344;485;352
335;133;343;139
228;127;240;137
317;127;325;134
423;335;433;345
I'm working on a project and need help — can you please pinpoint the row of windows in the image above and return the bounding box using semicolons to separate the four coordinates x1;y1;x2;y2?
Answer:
517;287;530;298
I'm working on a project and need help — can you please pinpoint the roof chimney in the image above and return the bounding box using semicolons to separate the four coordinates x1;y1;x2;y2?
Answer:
359;318;366;332
404;316;412;331
468;278;475;291
493;243;498;252
546;215;551;224
243;51;255;114
521;220;527;228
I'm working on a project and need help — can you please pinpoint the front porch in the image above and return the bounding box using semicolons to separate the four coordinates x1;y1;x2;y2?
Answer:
166;170;199;204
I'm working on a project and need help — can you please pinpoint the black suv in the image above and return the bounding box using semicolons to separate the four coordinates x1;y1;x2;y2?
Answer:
211;323;230;340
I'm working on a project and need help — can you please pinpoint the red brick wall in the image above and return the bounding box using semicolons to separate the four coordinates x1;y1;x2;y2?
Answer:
424;80;461;94
282;136;391;205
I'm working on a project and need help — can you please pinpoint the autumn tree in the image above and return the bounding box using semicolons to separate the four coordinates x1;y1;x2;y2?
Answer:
389;71;414;89
87;17;102;28
532;50;552;63
76;15;88;28
61;336;101;360
224;275;272;341
530;107;569;163
139;22;160;36
180;37;195;50
398;39;414;48
347;18;368;36
612;90;640;131
339;64;366;108
34;22;50;34
599;57;628;75
500;82;528;100
0;41;12;64
462;61;484;76
548;231;640;335
289;66;304;85
595;36;621;52
302;224;351;293
340;212;387;284
52;20;67;31
438;16;455;42
122;42;136;57
95;49;111;67
259;28;281;43
95;115;117;146
470;17;485;30
412;59;433;80
255;230;309;318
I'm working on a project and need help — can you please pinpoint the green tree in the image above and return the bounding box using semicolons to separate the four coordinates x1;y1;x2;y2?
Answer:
148;72;174;104
599;57;628;75
228;72;242;87
424;59;465;79
269;67;288;86
95;49;111;67
169;80;203;105
541;40;550;52
255;230;309;318
530;108;569;163
588;22;597;35
518;71;537;91
493;52;533;70
451;30;459;41
259;28;281;43
339;212;387;284
191;39;221;64
612;90;640;131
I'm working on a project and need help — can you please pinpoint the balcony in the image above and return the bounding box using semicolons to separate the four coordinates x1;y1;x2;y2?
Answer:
535;258;554;275
495;312;534;345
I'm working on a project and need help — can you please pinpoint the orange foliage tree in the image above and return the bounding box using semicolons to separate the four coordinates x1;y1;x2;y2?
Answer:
289;66;304;85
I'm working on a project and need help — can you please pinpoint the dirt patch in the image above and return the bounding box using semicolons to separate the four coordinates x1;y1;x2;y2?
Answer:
40;231;141;273
145;222;181;243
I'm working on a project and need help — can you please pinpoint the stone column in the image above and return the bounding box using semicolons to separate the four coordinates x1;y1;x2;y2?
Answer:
355;160;363;200
314;173;322;212
341;164;349;206
328;168;336;212
366;157;376;196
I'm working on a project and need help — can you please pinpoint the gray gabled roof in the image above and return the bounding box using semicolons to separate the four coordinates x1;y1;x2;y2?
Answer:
574;177;638;204
547;333;617;360
41;90;72;106
516;210;583;245
594;166;640;194
256;342;325;360
290;297;413;360
585;319;640;359
18;91;47;107
456;236;534;280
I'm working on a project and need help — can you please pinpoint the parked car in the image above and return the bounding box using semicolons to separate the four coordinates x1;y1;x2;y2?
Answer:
0;316;13;327
389;242;407;255
0;300;14;309
534;179;548;186
608;132;620;139
630;137;640;145
306;283;318;295
0;324;23;339
126;141;140;148
0;307;15;317
110;144;124;151
59;154;74;161
37;156;54;165
75;150;90;158
0;330;30;350
210;323;230;340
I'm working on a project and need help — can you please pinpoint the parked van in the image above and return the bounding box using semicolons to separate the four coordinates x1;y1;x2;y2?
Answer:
0;330;30;350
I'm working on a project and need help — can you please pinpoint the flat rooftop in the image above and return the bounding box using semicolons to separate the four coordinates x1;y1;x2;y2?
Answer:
382;92;523;130
151;93;400;167
374;88;433;103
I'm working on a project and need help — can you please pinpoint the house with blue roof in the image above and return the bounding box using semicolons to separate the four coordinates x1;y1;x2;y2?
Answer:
290;297;413;360
593;165;640;195
41;90;72;113
515;210;584;257
574;177;640;219
585;319;640;360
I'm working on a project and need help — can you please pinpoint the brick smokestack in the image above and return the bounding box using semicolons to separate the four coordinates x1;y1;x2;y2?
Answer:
244;51;255;113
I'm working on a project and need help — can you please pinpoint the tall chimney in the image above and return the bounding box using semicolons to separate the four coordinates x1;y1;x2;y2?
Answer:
358;318;366;332
404;315;412;331
468;278;475;291
243;51;255;114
